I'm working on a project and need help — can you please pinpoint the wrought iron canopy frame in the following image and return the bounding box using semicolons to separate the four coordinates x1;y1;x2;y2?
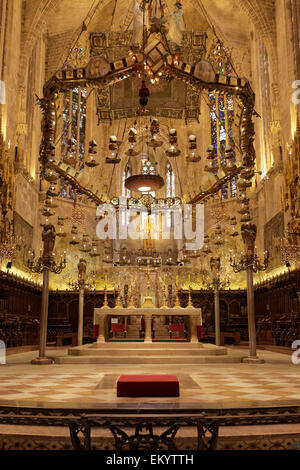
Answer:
40;49;256;208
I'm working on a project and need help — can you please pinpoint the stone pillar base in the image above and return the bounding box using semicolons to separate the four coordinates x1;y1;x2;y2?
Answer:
242;356;265;364
31;357;54;365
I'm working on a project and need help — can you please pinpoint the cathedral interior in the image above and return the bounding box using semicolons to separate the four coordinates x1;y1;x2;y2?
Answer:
0;0;300;453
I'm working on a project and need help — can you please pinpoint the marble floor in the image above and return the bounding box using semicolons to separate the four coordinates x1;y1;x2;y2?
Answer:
0;345;299;409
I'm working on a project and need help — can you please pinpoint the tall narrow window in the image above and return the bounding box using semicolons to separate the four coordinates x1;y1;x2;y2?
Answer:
165;161;175;198
290;0;300;76
26;44;37;175
209;92;237;199
121;160;131;227
259;40;272;175
165;161;175;227
60;87;86;198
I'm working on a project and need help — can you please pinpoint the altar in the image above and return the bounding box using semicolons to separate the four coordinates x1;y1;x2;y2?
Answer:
94;306;202;343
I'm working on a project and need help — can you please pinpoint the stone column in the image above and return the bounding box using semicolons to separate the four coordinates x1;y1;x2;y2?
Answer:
246;266;256;357
77;259;87;347
241;223;264;363
78;286;84;346
97;314;106;343
214;288;220;346
144;314;152;343
189;314;199;343
31;267;52;364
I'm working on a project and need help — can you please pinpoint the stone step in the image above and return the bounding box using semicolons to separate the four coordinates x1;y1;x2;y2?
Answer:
69;347;228;356
55;355;242;364
88;342;206;349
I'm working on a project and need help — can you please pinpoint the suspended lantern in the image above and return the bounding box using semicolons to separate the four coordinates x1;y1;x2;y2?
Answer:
214;224;224;246
80;233;92;252
85;140;99;167
186;151;200;163
56;226;66;238
57;216;64;226
106;151;121;164
47;183;59;197
188;135;197;150
202;234;211;254
238;202;250;215
109;136;118;151
204;145;218;173
67;137;76;153
240;167;255;180
186;134;200;162
166;144;181;158
64;139;76;165
169;128;177;144
150;119;160;135
237;178;252;190
230;216;239;237
44;169;58;183
148;133;163;149
240;212;252;223
44;197;58;209
89;239;101;258
42;206;55;217
128;127;137;143
69;224;80;245
139;80;150;107
46;143;56;161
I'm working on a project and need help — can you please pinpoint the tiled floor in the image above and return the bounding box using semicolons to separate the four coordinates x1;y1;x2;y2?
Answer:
0;346;299;409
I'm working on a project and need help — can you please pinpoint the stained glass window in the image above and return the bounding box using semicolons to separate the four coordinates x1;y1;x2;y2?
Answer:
165;161;175;227
209;92;237;199
60;87;87;198
61;87;87;168
165;161;175;198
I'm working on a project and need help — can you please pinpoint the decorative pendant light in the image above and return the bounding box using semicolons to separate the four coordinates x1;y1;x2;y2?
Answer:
125;158;164;192
139;80;150;107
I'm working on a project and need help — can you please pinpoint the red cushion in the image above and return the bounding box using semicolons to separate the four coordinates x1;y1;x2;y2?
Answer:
170;323;185;332
117;375;180;397
111;324;126;332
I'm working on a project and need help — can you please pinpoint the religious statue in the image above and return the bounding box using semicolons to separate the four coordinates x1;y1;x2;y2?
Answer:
42;224;56;260
77;258;87;284
167;2;183;47
241;223;256;260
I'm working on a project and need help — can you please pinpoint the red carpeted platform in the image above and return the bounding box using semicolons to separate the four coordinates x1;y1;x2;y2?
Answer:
117;375;180;397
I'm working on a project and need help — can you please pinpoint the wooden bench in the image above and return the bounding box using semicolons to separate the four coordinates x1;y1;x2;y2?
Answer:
207;331;240;346
56;332;78;347
117;375;180;397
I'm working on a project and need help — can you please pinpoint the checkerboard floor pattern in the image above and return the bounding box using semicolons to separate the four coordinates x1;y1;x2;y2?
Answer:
0;369;299;407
